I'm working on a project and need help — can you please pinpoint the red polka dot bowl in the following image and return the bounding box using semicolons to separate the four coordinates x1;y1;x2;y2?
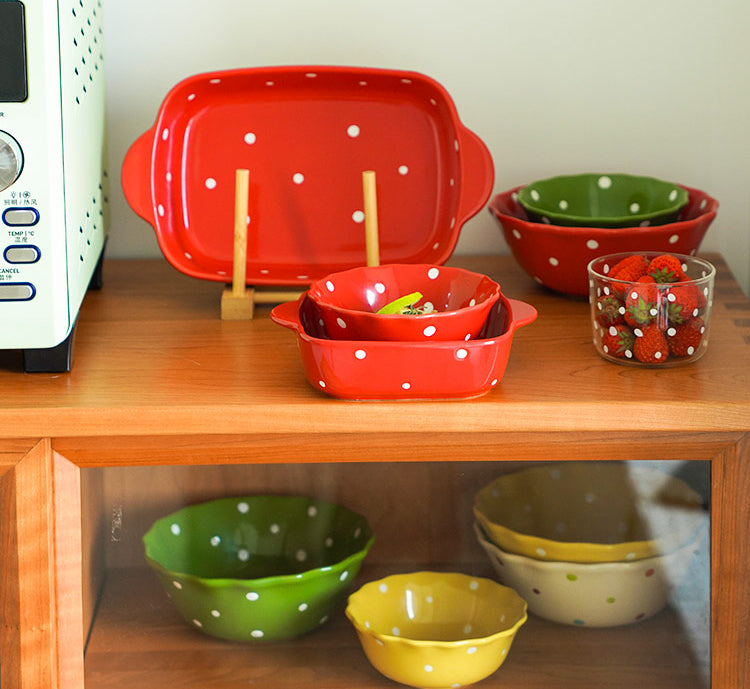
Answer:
473;462;706;564
270;291;537;400
488;185;717;296
307;264;501;341
474;520;704;628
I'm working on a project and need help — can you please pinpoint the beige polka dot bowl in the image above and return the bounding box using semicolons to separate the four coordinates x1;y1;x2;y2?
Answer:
516;173;689;228
588;252;715;367
142;495;374;642
474;521;704;627
473;462;706;564
345;571;527;689
307;264;501;341
488;185;717;296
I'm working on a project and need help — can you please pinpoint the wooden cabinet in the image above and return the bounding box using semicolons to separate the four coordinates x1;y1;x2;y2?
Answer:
0;255;747;688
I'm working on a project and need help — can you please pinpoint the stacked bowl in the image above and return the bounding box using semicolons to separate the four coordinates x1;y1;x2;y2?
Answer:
473;462;707;627
271;263;538;400
488;173;718;296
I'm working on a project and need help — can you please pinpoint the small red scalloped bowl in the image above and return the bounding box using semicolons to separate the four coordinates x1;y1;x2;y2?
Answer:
307;264;501;341
270;292;536;400
488;186;717;297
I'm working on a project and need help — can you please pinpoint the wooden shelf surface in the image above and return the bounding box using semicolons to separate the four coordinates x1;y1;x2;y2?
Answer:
84;567;707;689
0;254;747;447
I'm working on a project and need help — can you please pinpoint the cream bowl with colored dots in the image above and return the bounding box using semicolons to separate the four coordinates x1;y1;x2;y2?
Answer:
307;264;501;342
488;185;717;296
142;495;374;642
474;521;703;628
473;462;706;564
345;571;527;689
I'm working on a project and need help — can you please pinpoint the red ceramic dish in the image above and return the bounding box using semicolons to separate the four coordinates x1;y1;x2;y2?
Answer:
488;186;717;297
307;264;501;341
270;292;537;400
122;66;494;285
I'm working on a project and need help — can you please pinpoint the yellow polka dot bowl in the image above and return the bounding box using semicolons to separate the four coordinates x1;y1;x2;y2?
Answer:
142;495;374;642
345;571;527;689
473;462;706;564
488;185;717;296
474;521;704;627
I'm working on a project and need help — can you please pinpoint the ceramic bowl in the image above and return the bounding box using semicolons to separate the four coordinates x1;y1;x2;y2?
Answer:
474;522;703;627
142;495;375;642
473;462;706;564
517;173;689;228
346;571;527;689
270;292;537;400
307;264;501;341
588;252;715;367
488;185;717;296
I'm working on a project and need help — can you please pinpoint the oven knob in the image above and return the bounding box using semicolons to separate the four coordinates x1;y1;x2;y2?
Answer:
0;131;24;192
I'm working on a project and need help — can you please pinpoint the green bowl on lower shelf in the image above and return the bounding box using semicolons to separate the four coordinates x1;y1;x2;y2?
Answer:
143;495;375;642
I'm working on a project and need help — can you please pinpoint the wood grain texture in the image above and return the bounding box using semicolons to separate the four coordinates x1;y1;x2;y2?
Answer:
84;567;706;689
0;441;58;689
0;256;746;440
711;435;750;687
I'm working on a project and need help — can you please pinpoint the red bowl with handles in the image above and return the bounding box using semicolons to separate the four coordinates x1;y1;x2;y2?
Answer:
270;292;537;400
307;264;501;341
121;66;494;286
488;185;717;297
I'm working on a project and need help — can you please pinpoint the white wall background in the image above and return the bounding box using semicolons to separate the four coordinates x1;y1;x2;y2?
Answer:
102;0;750;295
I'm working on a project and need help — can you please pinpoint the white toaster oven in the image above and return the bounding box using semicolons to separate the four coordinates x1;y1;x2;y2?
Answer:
0;0;107;371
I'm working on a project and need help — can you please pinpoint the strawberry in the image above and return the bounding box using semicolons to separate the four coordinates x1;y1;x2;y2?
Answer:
665;282;702;324
596;293;625;326
601;324;635;358
624;276;659;328
667;317;705;358
633;323;669;364
648;254;687;283
609;255;649;299
609;254;649;278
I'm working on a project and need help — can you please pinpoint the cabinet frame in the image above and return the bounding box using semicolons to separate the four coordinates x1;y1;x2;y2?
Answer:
1;256;747;688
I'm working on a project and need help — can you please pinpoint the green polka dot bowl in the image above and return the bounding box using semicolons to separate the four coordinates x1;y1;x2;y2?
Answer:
474;521;703;627
517;173;689;228
346;571;527;689
142;495;375;642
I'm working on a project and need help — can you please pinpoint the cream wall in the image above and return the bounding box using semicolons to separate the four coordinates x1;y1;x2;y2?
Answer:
103;0;750;295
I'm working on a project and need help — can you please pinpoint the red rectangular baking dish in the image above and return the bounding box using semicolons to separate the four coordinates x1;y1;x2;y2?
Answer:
122;66;494;285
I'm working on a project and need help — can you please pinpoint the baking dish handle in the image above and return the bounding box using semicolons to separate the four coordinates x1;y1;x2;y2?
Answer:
270;299;302;332
457;127;495;223
121;128;156;225
507;298;538;331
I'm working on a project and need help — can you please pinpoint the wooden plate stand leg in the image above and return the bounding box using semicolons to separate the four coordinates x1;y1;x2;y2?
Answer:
221;169;302;319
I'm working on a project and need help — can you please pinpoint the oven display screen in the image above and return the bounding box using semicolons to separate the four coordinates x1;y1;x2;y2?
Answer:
0;2;28;102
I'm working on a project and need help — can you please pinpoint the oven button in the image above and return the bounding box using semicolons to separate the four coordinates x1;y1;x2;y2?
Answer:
4;245;40;264
2;207;39;226
0;131;24;192
0;282;35;301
